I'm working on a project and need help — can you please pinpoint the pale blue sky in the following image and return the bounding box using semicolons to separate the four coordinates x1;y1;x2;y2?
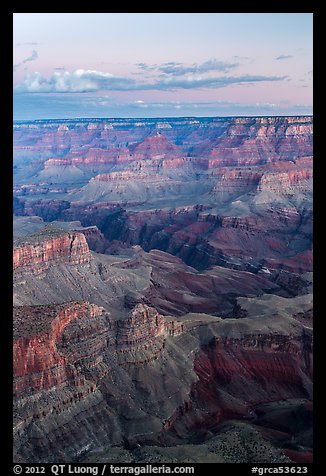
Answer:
13;13;313;119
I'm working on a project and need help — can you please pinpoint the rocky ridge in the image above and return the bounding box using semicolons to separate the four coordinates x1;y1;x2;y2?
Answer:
13;226;90;274
13;222;313;462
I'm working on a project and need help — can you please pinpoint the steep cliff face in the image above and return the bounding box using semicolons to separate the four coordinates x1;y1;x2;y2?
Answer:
13;296;313;463
130;133;183;160
13;227;90;274
13;299;192;462
78;147;131;164
163;317;312;440
15;199;71;221
43;147;133;167
13;301;106;396
14;193;312;281
78;225;109;253
13;302;182;397
193;331;312;406
258;169;313;194
12;220;312;463
89;205;312;275
205;117;313;166
14;116;312;200
209;158;312;200
212;167;263;187
109;304;184;346
13;117;312;280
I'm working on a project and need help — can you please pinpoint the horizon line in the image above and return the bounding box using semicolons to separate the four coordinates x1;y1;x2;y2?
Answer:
13;113;314;123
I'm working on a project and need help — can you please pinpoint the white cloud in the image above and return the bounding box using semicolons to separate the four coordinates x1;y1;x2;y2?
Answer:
15;69;138;93
15;68;288;93
153;74;288;90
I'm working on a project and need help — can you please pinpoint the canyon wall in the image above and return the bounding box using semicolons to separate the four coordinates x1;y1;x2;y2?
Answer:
13;227;90;274
13;115;313;463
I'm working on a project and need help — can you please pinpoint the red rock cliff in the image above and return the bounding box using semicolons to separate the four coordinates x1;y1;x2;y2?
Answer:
13;301;105;396
163;322;313;434
13;227;90;274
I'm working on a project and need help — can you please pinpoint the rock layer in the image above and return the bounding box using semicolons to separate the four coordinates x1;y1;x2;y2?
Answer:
13;115;313;463
13;226;90;274
13;298;313;462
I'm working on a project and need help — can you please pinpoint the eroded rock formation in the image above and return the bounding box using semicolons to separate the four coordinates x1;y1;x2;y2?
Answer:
13;115;313;463
13;227;90;274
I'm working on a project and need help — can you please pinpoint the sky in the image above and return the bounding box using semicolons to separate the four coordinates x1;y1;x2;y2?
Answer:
13;13;313;120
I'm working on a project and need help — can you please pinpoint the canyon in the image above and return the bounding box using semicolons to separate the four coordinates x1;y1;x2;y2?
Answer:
13;116;313;463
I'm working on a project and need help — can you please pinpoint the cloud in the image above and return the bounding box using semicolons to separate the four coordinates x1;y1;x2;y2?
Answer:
161;59;239;74
153;74;288;90
136;62;158;71
275;54;293;60
233;55;250;60
15;68;287;93
15;69;138;93
138;59;239;75
13;50;38;71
